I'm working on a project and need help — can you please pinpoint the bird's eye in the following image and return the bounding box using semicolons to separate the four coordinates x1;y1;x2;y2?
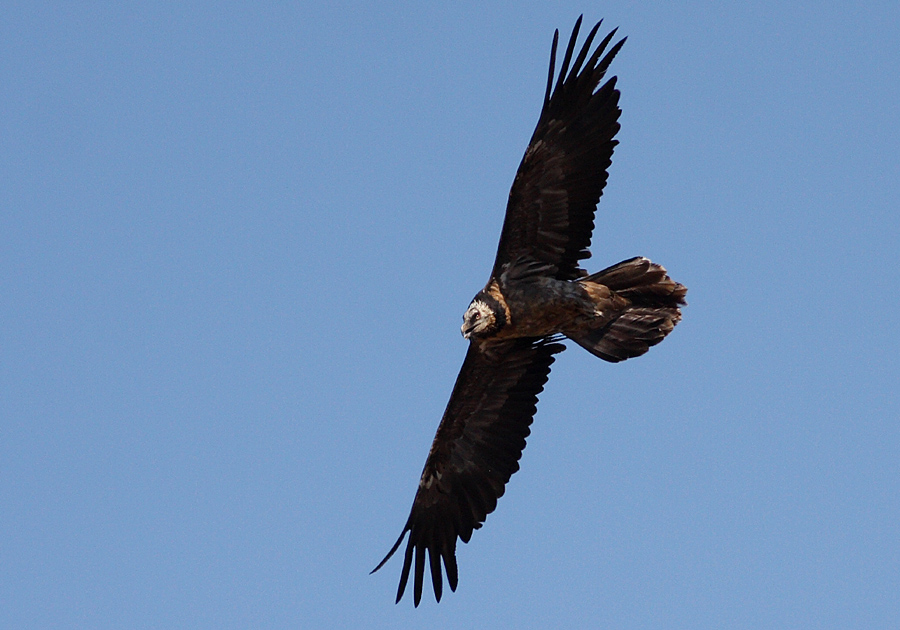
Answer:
472;311;481;320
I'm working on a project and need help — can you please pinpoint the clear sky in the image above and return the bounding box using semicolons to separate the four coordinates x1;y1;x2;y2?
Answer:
2;2;898;628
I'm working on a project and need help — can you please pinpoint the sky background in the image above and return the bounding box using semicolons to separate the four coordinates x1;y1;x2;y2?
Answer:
2;2;898;628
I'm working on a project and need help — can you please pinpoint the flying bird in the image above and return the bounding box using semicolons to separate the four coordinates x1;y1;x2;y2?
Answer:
372;16;687;606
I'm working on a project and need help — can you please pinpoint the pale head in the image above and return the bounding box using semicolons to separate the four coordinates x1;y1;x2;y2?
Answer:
461;299;497;339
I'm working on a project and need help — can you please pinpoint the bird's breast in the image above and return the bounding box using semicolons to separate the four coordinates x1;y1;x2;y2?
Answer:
491;277;589;339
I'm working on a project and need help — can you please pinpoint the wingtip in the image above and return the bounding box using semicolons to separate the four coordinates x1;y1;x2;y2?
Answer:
544;29;560;106
371;527;409;575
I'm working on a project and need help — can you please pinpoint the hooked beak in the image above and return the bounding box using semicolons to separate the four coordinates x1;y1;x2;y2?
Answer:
461;323;472;339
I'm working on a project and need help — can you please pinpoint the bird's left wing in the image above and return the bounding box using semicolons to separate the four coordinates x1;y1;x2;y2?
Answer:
492;17;626;281
372;336;565;606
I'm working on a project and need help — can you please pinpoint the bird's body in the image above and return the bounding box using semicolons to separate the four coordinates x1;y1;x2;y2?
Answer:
465;264;594;342
465;255;685;361
373;17;687;606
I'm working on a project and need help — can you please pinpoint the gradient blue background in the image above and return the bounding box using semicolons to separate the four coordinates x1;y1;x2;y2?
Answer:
2;2;898;628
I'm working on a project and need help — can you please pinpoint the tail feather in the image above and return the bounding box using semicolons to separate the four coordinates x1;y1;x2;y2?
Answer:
570;257;686;363
584;256;686;307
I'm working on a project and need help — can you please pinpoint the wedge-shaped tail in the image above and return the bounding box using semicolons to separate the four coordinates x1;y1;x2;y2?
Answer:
569;257;686;362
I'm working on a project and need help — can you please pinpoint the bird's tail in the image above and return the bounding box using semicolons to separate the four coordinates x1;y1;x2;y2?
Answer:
567;257;687;363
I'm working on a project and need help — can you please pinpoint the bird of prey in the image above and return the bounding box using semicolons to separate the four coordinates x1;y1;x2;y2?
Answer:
372;16;687;606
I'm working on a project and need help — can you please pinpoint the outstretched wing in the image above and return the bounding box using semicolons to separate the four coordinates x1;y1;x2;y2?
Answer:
372;337;565;606
492;16;626;281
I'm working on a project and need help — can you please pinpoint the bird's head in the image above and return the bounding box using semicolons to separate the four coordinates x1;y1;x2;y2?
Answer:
461;294;503;340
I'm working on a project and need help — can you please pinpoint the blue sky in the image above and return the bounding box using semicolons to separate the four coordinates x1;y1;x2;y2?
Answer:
2;2;898;628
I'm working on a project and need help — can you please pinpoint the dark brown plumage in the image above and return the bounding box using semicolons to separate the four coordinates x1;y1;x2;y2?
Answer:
372;337;563;604
373;16;686;606
493;20;624;281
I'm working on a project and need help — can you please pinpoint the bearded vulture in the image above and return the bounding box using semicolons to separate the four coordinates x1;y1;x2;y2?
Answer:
372;16;687;606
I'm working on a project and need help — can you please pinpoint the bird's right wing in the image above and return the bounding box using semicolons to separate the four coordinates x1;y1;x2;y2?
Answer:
372;336;565;606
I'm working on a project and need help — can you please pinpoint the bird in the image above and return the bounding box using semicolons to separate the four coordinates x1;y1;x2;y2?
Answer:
372;16;687;606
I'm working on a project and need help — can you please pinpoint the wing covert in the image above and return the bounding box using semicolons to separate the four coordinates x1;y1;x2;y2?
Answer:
372;336;565;606
492;17;626;280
